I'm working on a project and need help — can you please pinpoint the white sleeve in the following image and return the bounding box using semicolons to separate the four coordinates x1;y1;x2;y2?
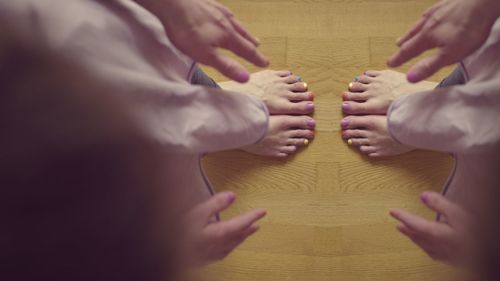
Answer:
387;79;500;154
131;81;269;154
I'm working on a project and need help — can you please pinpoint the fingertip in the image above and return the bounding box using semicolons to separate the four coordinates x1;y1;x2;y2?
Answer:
407;70;421;83
255;37;261;47
389;209;401;218
258;56;270;68
256;208;267;218
237;71;250;83
420;191;430;203
386;57;397;68
227;192;237;203
395;37;402;47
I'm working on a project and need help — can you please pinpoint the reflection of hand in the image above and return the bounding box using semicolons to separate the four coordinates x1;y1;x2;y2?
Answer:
139;0;269;83
184;192;266;266
390;192;474;266
387;0;499;83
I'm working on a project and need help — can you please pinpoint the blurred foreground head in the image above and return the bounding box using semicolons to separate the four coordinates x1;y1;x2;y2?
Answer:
0;26;188;281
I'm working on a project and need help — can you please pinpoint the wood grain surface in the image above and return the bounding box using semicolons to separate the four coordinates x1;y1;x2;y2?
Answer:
200;1;455;280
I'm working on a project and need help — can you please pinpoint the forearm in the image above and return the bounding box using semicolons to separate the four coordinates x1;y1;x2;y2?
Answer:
476;0;500;22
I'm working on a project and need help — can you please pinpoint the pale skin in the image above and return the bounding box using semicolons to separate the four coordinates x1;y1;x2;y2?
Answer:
220;70;314;115
136;0;316;158
182;192;266;267
390;192;475;267
341;0;500;156
221;70;316;158
340;70;435;157
243;115;315;158
387;0;500;83
136;0;269;83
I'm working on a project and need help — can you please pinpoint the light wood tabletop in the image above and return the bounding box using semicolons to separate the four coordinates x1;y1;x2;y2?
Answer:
201;1;455;280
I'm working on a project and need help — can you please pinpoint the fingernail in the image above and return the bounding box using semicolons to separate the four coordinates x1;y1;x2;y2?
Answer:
304;139;309;145
306;102;315;112
348;82;354;89
297;76;302;82
342;102;350;112
421;192;429;203
310;92;315;100
407;70;419;82
341;118;349;129
354;76;360;82
255;37;261;46
303;82;308;90
306;118;316;129
347;139;353;146
396;37;402;46
227;192;236;202
238;71;250;82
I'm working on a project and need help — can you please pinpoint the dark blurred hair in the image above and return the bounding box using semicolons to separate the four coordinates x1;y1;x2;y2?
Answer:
0;25;183;281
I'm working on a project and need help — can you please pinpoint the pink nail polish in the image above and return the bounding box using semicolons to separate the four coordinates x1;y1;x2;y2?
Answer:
407;71;419;83
227;192;236;202
421;192;429;203
341;118;349;129
306;102;315;112
238;71;250;82
307;118;315;129
342;102;350;112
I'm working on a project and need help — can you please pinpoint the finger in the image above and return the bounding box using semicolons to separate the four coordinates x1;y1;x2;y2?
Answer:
230;223;260;244
398;224;432;246
420;191;464;226
217;224;260;260
220;208;267;235
406;51;449;83
390;208;435;234
387;32;434;68
397;223;417;237
223;29;269;68
422;1;445;18
396;16;427;47
397;1;443;47
213;0;234;17
207;51;250;82
199;192;237;219
229;17;260;47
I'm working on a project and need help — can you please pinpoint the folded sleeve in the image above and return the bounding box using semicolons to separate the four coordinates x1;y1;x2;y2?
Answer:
387;79;500;154
130;80;269;154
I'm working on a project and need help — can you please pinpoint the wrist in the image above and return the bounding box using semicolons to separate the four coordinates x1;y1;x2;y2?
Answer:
475;0;500;21
134;0;176;21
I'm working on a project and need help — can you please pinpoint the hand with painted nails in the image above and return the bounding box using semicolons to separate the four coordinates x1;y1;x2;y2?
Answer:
182;192;266;266
390;192;476;266
387;0;500;83
137;0;269;83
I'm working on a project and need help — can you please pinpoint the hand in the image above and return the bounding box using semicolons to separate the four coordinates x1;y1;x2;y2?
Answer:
182;192;266;266
139;0;269;83
387;0;500;83
390;192;475;266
